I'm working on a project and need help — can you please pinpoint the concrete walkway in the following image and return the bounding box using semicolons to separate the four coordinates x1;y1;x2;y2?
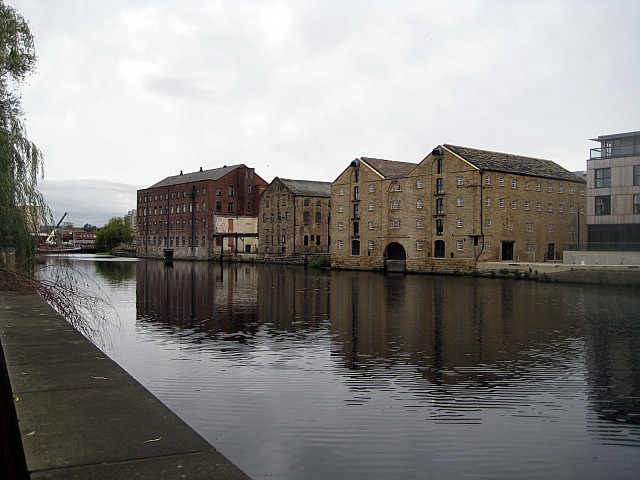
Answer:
0;292;251;480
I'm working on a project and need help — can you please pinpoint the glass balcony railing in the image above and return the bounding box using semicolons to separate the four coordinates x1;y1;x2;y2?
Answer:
590;145;640;160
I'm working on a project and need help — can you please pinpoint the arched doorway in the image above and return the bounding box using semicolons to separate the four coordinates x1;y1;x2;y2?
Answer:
385;242;406;272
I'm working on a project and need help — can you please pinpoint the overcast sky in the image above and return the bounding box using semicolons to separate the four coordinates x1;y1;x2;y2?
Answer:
10;0;640;227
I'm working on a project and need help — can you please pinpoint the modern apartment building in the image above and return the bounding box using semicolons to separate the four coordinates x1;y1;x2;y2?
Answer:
331;145;587;272
136;164;267;259
587;131;640;245
258;177;331;256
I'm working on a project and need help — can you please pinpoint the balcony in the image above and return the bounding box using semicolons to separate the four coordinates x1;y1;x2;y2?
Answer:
590;145;640;160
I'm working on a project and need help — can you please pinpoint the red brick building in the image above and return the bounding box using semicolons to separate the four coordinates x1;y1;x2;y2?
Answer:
136;164;268;259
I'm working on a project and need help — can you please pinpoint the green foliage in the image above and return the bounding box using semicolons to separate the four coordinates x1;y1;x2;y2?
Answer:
82;223;97;232
309;255;331;269
95;217;134;253
0;1;48;274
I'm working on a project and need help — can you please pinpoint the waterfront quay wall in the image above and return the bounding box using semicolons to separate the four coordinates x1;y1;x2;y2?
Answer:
0;291;251;480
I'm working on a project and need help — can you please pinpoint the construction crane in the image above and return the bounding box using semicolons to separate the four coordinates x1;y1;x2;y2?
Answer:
45;212;68;245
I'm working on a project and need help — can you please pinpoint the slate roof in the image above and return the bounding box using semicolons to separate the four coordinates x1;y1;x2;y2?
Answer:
148;164;243;189
361;157;417;179
444;145;586;183
279;178;332;197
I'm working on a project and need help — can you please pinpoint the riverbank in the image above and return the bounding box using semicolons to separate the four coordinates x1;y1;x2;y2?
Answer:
0;291;251;480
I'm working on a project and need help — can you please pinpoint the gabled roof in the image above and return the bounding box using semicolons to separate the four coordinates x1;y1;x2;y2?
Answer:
148;164;244;189
360;157;417;179
278;178;332;197
443;145;585;183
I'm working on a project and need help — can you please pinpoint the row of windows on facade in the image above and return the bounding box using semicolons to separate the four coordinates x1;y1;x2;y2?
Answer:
139;185;252;203
140;201;252;217
139;218;207;229
265;235;324;246
594;166;640;188
594;194;640;215
336;199;585;215
338;218;565;234
262;211;323;223
337;238;544;254
142;236;208;247
264;197;324;208
340;176;585;196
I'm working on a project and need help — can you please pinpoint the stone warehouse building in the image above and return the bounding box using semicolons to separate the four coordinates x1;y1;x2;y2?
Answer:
136;165;268;260
330;145;587;272
258;177;331;256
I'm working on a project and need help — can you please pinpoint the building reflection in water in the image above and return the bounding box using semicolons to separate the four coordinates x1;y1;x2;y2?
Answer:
134;261;639;442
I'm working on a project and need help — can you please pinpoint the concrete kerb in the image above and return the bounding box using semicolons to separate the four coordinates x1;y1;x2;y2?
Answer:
0;292;251;480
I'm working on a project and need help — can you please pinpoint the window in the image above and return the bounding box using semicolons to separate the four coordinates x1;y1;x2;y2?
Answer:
499;198;505;208
547;203;553;212
536;182;541;192
634;194;640;214
436;158;443;174
512;179;517;189
457;175;464;186
547;184;553;193
595;168;611;188
229;186;235;196
368;221;374;230
559;204;564;213
316;212;322;224
569;186;574;195
353;186;359;200
485;175;491;185
338;240;343;250
369;203;374;211
536;202;542;211
416;219;424;229
316;235;321;245
484;241;491;249
391;200;401;210
303;211;310;222
525;244;534;254
216;201;222;211
499;177;505;187
436;198;444;214
417;199;424;209
524;180;530;190
369;184;375;193
456;240;464;250
339;187;344;196
368;240;374;250
524;201;530;211
351;240;360;256
595;195;611;215
416;240;423;251
436;178;444;194
507;221;514;230
228;203;234;213
525;222;533;232
316;199;321;206
569;205;575;214
635;166;640;186
559;185;564;194
338;205;344;213
436;219;444;236
456;218;464;227
456;196;464;207
304;235;309;246
216;188;222;196
511;200;517;209
354;169;359;183
417;179;424;189
303;198;310;206
390;219;401;228
338;222;344;231
391;183;401;192
548;223;555;232
484;218;492;228
485;197;491;207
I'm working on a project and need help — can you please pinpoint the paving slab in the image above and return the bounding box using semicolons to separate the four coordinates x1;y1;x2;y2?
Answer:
0;292;251;479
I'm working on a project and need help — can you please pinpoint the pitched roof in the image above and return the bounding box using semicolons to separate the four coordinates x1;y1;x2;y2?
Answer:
360;157;417;179
443;145;585;183
278;178;332;197
148;164;243;188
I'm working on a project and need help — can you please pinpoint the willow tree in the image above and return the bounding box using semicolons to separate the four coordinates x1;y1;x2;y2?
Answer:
0;1;48;274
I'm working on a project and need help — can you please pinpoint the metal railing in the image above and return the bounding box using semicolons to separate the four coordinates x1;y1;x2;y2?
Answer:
564;242;640;252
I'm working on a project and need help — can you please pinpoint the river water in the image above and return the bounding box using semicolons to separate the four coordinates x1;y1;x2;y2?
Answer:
49;256;640;479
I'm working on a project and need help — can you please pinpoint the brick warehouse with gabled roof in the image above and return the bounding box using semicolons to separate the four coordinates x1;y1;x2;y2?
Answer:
330;146;586;272
258;177;332;256
136;164;267;259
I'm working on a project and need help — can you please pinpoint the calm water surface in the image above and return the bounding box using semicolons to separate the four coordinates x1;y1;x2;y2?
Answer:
56;257;640;479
